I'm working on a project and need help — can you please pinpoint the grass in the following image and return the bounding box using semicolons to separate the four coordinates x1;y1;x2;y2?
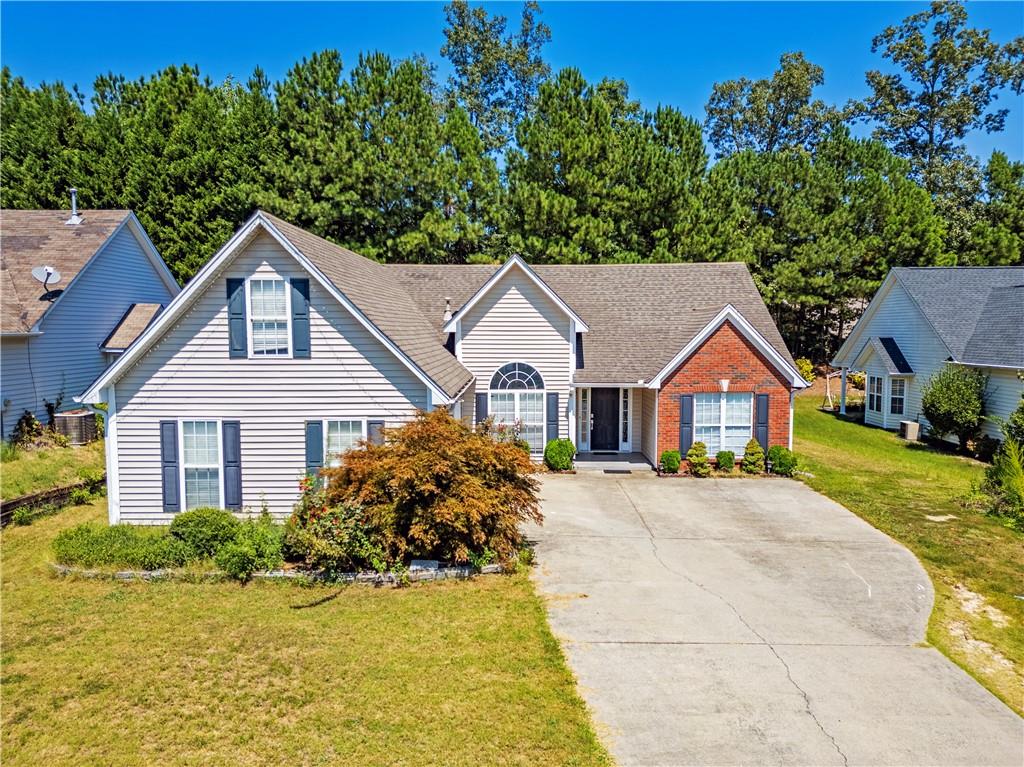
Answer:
793;394;1023;714
1;500;610;766
1;440;105;499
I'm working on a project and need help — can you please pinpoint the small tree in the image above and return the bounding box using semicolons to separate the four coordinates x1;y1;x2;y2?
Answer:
921;365;988;451
741;439;765;474
1004;393;1024;446
686;442;711;477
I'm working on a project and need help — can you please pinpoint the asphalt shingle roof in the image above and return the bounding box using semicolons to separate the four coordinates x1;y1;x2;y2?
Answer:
868;337;914;375
1;209;131;333
101;303;164;351
387;261;795;385
893;267;1024;368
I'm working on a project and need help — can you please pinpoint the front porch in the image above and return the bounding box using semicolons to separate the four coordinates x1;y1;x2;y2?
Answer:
573;451;653;473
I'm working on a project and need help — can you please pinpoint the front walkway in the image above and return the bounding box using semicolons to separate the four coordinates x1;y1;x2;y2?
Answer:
528;474;1022;766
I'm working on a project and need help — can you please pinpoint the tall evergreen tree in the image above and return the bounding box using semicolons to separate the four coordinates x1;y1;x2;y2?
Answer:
964;151;1024;265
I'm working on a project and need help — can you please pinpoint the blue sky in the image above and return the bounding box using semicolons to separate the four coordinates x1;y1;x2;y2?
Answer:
2;1;1021;161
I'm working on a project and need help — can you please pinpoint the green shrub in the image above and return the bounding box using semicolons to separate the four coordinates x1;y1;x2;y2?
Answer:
982;439;1024;530
169;507;241;557
848;371;866;389
686;442;711;477
795;358;815;384
543;438;575;471
284;484;387;576
1;441;18;462
921;365;988;451
68;488;92;506
767;445;797;476
660;449;681;474
11;411;43;447
323;409;541;565
1004;394;1024;446
715;450;735;472
214;515;284;582
741;439;765;474
11;507;35;526
78;468;106;495
52;524;195;570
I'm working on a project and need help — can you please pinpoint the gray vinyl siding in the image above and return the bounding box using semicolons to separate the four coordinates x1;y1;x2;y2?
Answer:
112;233;429;523
640;388;658;464
458;268;571;441
630;388;643;453
0;223;176;439
837;280;1023;440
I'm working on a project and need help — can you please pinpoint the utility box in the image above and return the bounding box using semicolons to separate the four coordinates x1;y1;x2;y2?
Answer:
54;409;98;445
899;420;920;441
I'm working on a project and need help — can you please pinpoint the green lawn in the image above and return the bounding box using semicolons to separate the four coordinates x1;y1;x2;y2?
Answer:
1;440;105;499
793;394;1023;714
1;500;610;766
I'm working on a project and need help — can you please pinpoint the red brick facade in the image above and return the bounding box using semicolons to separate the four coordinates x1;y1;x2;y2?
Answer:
656;321;793;461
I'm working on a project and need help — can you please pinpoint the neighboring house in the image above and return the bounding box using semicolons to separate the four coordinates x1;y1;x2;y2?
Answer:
1;207;179;440
79;211;808;524
831;267;1024;440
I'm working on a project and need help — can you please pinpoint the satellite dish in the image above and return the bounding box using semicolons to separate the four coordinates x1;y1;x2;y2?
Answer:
31;265;62;292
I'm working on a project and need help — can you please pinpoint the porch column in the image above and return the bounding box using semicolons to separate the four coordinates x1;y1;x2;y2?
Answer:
839;367;848;415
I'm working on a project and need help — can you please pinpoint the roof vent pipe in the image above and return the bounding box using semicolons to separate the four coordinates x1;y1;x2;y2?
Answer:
442;297;453;323
65;188;83;225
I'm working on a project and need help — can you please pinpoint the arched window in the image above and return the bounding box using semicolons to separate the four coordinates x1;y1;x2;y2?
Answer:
488;362;545;452
490;362;544;390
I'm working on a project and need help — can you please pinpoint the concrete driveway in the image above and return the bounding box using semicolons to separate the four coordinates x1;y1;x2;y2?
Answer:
529;474;1023;767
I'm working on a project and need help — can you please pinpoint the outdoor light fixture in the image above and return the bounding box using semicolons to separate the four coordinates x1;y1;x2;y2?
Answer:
719;379;730;392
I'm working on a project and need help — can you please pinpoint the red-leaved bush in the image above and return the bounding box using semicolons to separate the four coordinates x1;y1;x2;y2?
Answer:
322;408;541;564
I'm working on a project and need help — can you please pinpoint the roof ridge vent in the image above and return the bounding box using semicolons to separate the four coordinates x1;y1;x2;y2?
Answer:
65;188;83;225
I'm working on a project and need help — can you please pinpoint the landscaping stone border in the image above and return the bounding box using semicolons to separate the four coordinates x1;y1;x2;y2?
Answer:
50;561;505;585
1;476;106;527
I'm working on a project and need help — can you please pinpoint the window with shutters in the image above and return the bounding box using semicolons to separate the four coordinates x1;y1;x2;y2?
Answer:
182;420;221;509
488;362;545;452
694;393;753;455
248;278;291;357
325;420;366;468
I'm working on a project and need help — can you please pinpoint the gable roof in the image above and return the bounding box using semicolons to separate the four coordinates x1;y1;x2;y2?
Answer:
79;212;473;404
388;261;798;385
893;267;1024;368
854;337;914;375
0;209;142;333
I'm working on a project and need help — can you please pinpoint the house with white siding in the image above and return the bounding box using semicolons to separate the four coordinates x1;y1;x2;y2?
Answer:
831;267;1024;441
1;206;179;440
79;211;808;524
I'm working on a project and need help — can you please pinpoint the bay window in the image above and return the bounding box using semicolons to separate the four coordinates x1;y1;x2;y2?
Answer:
868;375;882;412
890;378;905;415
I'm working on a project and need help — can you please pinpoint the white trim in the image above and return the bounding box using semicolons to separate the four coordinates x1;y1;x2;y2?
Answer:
105;384;119;524
323;418;369;468
454;318;463;361
889;376;907;418
245;276;293;359
693;391;754;455
77;212;453;406
178;418;225;511
31;212;180;333
619;387;633;452
646;305;809;390
788;391;795;450
441;255;589;334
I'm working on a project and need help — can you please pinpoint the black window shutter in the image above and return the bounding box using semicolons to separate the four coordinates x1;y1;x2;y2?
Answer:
756;394;770;451
227;278;247;358
546;392;559;443
367;420;385;446
159;420;180;513
222;421;242;510
475;392;488;424
291;278;311;359
679;395;694;454
305;421;324;481
575;333;585;369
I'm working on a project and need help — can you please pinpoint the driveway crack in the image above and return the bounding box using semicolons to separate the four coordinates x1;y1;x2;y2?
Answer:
615;481;851;767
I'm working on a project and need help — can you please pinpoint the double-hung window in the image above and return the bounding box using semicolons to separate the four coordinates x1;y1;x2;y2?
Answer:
325;420;364;468
890;378;905;415
694;393;753;455
182;420;220;509
868;376;883;412
488;362;545;452
249;278;290;356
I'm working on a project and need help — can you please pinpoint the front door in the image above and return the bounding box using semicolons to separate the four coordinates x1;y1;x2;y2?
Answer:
591;388;619;451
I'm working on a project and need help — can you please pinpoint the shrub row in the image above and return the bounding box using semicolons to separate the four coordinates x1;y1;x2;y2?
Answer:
660;439;796;477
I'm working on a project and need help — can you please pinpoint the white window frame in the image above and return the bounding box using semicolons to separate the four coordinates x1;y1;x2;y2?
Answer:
579;388;590;450
487;361;546;453
694;392;754;456
324;418;369;468
245;276;293;359
868;375;883;412
619;388;632;452
178;419;225;510
890;377;906;416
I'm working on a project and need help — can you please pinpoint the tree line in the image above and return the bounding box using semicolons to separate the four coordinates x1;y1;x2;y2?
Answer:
2;0;1021;360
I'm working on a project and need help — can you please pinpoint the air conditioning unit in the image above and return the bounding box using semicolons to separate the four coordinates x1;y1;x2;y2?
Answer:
54;409;99;445
899;420;920;441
